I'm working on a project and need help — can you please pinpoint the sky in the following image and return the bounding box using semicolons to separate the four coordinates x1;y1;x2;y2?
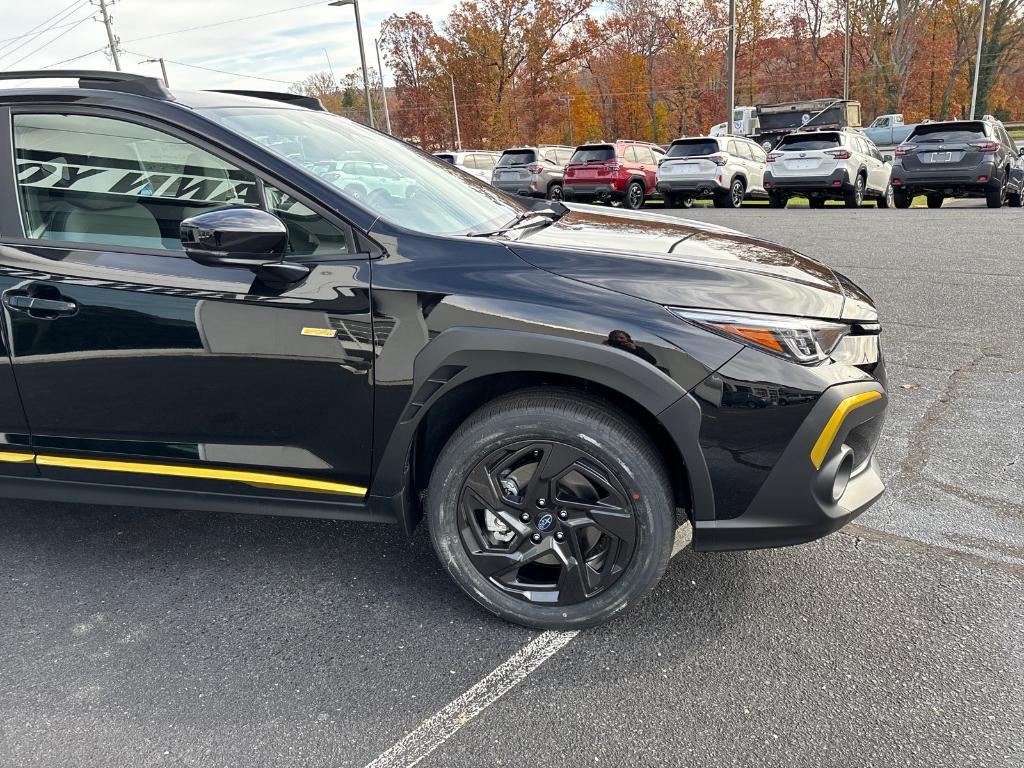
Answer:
0;0;460;90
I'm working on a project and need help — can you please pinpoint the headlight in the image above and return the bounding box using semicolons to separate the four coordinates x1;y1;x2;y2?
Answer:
670;308;850;364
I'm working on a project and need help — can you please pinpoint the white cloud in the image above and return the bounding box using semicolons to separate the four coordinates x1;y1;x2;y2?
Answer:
0;0;459;90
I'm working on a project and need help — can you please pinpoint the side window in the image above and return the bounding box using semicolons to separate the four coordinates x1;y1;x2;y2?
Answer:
555;149;571;165
624;146;638;163
640;146;657;164
265;184;352;257
735;142;752;161
13;113;258;250
726;140;740;157
475;153;495;171
462;155;478;170
541;151;558;164
750;144;767;163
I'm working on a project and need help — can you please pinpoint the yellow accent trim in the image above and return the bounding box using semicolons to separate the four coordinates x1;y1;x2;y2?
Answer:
810;390;883;469
35;455;367;497
0;450;36;463
301;327;337;338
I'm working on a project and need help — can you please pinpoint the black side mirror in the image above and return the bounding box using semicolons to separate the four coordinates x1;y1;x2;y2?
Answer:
180;208;289;269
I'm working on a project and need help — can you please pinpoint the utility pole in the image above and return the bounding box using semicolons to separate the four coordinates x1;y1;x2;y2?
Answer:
559;96;575;145
843;0;851;101
374;38;393;135
96;0;121;71
726;0;736;132
969;0;989;119
447;71;461;150
140;57;169;86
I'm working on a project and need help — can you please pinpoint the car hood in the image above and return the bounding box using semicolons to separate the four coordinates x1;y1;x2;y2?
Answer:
506;207;875;321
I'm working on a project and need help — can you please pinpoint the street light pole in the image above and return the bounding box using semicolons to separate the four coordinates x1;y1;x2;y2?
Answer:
726;0;736;132
446;71;462;150
969;0;989;119
328;0;375;128
374;38;393;135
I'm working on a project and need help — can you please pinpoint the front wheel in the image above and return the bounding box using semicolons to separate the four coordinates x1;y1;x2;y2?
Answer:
427;389;675;630
877;184;895;209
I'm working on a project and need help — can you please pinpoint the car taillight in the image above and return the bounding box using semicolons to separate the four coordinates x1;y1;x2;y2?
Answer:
707;154;727;166
526;163;544;173
969;139;998;153
606;163;621;172
766;153;780;163
826;149;851;159
895;144;915;157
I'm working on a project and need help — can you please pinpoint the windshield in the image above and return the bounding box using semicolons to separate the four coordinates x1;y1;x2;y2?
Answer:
569;146;615;164
497;150;537;167
910;123;986;143
778;134;841;151
206;108;526;235
666;140;719;158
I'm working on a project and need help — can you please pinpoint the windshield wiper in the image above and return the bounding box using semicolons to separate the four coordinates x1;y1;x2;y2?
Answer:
467;205;568;237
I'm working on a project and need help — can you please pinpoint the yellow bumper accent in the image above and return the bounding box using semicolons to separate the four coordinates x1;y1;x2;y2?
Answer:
810;390;883;470
0;450;36;463
35;455;366;497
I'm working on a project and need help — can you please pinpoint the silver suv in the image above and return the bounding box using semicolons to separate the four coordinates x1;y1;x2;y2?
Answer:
764;128;893;208
491;145;575;200
657;135;768;208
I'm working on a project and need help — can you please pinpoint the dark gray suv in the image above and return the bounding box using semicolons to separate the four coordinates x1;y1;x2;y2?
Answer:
891;118;1024;208
491;145;575;200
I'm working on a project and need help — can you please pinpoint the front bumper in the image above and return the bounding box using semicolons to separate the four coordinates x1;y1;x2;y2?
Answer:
764;167;852;195
562;183;623;201
691;362;887;552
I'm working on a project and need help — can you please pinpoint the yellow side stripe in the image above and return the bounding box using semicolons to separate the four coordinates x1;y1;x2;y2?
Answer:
0;451;365;497
0;450;36;463
810;390;883;470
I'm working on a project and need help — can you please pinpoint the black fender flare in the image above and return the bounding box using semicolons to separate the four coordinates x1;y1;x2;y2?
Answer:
368;327;714;533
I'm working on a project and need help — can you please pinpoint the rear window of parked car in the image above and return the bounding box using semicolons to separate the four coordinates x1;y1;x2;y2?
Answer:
497;150;537;166
666;140;719;158
909;123;987;142
569;145;616;164
778;133;841;151
435;153;456;164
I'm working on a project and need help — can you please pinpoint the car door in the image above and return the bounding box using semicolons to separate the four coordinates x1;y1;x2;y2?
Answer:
0;108;374;503
743;141;767;193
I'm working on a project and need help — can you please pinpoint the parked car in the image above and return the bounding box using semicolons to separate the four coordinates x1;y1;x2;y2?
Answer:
433;150;502;184
315;160;418;201
890;117;1024;208
656;135;769;208
764;128;894;208
490;145;574;200
863;113;918;149
562;140;666;209
0;70;888;630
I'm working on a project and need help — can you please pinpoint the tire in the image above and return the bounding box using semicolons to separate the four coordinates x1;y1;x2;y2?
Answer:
894;189;912;209
623;181;645;210
1009;190;1023;207
808;197;827;209
676;195;694;209
844;174;865;208
768;191;787;209
427;388;675;630
877;184;895;209
713;178;744;209
546;183;563;202
926;194;944;209
986;177;1006;208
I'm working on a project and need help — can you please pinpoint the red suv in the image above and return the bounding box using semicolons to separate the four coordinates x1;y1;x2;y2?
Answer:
562;140;666;209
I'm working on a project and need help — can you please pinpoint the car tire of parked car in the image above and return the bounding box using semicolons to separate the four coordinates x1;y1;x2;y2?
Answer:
547;183;563;202
1008;190;1023;207
768;192;787;209
426;388;675;630
894;190;913;208
665;194;693;209
877;184;895;209
809;197;827;209
986;177;1006;209
623;181;646;210
844;174;865;208
926;194;944;209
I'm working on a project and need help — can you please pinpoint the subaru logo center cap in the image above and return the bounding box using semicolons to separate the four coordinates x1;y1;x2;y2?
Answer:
537;513;554;532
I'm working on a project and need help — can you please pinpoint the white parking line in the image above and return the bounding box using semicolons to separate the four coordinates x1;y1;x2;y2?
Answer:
362;523;693;768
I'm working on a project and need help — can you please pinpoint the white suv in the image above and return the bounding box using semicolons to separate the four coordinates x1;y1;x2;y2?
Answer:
433;150;502;184
764;129;894;208
656;135;768;208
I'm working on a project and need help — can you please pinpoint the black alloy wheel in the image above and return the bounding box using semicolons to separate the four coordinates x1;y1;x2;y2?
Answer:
624;181;645;210
427;389;674;629
845;175;865;208
728;178;745;208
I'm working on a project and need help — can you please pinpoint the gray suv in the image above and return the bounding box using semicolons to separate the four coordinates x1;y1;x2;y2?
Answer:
491;145;575;200
891;117;1024;208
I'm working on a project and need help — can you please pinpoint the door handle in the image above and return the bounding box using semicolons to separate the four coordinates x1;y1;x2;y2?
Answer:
3;292;78;317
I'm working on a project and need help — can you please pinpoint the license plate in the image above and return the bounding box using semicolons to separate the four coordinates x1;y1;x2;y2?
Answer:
677;164;698;175
929;152;953;163
789;159;817;170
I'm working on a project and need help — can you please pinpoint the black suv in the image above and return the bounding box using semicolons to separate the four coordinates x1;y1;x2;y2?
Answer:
891;118;1024;208
0;72;888;629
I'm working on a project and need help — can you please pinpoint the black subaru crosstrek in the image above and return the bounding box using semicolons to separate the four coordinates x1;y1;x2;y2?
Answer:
891;117;1024;208
0;72;887;628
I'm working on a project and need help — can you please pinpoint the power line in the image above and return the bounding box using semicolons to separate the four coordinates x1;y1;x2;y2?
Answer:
124;50;294;85
0;0;86;54
0;1;90;65
1;11;95;70
122;0;326;45
0;13;91;46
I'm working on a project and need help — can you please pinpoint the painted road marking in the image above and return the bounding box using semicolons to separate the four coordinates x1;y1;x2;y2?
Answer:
361;523;693;768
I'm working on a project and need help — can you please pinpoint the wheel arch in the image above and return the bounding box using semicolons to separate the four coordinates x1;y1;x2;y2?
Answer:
368;328;712;535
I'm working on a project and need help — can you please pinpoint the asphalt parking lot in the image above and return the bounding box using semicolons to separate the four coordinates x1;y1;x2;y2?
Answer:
1;207;1021;768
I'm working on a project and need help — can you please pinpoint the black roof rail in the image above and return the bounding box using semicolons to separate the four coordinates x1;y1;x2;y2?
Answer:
0;70;172;100
209;90;326;111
